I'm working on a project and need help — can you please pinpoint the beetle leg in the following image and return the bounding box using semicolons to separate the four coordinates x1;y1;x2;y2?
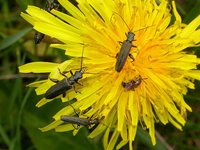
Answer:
118;41;123;45
132;44;137;48
62;92;66;97
70;70;74;76
50;78;59;83
62;70;69;74
76;81;83;86
73;85;81;94
68;101;79;117
115;53;119;58
128;54;135;61
58;68;68;78
72;124;80;130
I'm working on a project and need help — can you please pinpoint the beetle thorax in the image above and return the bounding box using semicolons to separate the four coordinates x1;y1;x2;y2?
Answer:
127;32;135;42
74;71;83;81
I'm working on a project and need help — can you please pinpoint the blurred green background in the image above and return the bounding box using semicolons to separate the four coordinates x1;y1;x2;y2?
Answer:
0;0;199;150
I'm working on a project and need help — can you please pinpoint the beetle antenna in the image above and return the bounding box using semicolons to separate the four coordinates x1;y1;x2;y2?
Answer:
67;97;79;117
111;12;131;31
80;44;85;71
134;25;154;33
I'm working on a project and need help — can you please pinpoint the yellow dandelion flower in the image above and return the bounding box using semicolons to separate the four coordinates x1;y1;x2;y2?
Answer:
19;0;200;149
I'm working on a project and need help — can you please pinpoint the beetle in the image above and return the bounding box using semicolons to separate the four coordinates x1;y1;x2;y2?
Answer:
45;0;59;12
112;13;136;72
60;102;100;129
113;13;151;72
44;69;84;99
115;31;135;72
34;0;59;44
44;46;85;99
122;75;143;90
34;31;45;45
60;116;99;127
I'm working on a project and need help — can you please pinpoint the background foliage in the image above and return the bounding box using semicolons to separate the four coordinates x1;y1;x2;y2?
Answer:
0;0;199;149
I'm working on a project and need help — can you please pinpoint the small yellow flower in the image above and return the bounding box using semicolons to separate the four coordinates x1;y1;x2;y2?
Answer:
20;0;200;149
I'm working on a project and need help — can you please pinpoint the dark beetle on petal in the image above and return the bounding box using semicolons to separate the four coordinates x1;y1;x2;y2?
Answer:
61;116;99;127
44;45;85;99
122;75;143;90
115;31;135;72
112;12;135;72
34;0;60;44
113;13;152;72
44;69;84;99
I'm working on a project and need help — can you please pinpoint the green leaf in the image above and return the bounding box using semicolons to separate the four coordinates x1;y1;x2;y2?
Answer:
15;0;28;11
23;111;101;150
183;0;200;23
0;27;32;51
0;124;10;146
137;127;169;150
